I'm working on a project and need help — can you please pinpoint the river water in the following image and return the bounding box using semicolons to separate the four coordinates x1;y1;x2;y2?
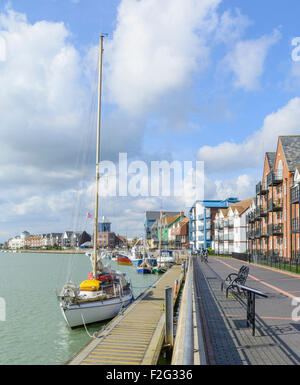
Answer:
0;252;159;365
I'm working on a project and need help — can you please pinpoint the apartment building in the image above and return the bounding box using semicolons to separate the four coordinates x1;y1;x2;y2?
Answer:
248;136;300;259
213;198;253;255
189;197;240;251
169;217;189;248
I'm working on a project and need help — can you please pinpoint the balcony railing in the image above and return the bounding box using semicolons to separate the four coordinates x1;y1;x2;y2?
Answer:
247;212;255;223
224;232;234;242
267;223;284;236
255;206;262;219
291;184;300;204
267;170;283;186
267;199;283;212
261;228;269;237
292;218;300;233
260;206;268;217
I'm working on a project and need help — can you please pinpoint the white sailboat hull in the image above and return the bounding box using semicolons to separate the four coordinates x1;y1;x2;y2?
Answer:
60;293;133;328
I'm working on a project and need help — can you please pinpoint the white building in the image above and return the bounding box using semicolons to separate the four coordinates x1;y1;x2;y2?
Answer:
8;231;30;249
213;199;253;255
189;198;240;251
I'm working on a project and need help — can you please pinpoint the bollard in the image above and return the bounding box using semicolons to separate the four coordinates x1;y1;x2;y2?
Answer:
165;286;174;348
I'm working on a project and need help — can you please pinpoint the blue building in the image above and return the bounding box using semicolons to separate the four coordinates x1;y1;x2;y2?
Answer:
189;197;239;251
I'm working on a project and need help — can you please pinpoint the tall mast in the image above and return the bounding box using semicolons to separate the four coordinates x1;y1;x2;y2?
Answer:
159;211;162;262
93;35;104;279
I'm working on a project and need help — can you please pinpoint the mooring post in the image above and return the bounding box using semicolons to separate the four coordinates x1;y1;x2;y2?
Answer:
165;286;174;348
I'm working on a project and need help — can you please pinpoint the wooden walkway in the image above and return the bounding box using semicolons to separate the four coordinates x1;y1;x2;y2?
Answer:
67;265;183;365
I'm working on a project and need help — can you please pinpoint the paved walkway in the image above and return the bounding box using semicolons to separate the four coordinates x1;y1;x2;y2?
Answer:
194;256;300;365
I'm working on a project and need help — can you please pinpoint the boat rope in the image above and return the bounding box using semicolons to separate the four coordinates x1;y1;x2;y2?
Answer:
80;313;95;339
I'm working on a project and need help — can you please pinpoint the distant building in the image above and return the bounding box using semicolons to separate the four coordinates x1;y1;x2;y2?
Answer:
189;198;240;251
8;231;30;249
158;212;185;248
96;232;122;249
169;217;190;248
145;211;181;240
98;217;111;233
62;231;91;248
213;198;253;255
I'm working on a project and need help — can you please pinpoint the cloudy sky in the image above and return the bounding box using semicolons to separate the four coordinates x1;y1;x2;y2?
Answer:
1;0;300;241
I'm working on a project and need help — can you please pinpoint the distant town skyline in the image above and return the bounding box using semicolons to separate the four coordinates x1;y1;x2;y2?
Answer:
1;0;300;242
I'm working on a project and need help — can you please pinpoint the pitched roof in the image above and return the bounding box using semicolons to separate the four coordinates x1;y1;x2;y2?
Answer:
230;198;254;215
266;152;276;171
146;211;181;221
160;214;181;227
279;136;300;172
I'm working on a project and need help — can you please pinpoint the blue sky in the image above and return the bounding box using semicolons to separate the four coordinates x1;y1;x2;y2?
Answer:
1;0;300;240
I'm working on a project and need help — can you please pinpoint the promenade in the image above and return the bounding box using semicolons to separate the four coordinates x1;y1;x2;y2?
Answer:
193;256;300;365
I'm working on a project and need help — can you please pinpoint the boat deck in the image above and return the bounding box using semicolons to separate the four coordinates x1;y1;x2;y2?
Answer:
67;264;183;365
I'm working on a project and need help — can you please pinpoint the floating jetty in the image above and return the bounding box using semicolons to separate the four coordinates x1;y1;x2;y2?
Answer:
66;264;184;365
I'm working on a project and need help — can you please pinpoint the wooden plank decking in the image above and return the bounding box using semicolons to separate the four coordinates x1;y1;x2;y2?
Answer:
67;264;184;365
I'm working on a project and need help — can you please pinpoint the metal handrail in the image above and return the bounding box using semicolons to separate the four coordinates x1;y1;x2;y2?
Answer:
183;257;194;365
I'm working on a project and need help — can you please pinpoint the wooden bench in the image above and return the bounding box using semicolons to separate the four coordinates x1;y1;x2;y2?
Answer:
221;265;249;298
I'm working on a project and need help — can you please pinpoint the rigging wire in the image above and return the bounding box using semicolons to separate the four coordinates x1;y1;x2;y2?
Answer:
63;54;100;284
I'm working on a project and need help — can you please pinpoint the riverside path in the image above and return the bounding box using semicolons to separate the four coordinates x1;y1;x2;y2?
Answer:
192;255;300;365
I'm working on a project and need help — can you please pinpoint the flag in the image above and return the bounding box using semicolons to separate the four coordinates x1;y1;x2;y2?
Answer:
87;213;93;219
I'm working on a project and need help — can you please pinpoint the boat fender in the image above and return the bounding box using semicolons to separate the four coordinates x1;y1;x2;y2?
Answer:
174;279;178;295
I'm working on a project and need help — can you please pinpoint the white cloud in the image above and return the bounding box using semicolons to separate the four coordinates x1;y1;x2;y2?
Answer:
215;8;253;44
105;0;221;114
223;29;280;90
197;97;300;173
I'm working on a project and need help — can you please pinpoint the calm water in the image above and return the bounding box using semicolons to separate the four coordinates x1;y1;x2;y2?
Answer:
0;252;159;365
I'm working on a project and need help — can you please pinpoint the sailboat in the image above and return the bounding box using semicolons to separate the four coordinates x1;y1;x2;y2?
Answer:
58;36;133;328
136;237;153;274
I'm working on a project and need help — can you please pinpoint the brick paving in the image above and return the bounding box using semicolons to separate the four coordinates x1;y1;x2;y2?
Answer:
193;256;300;365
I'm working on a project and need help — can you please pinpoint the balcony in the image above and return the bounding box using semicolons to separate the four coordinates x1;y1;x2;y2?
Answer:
247;212;255;223
260;206;268;217
292;218;300;233
267;199;283;212
267;171;283;186
256;182;262;195
255;206;262;219
291;184;300;204
267;223;284;236
228;219;234;228
272;223;284;236
255;229;261;238
256;181;268;195
261;228;269;238
224;232;234;242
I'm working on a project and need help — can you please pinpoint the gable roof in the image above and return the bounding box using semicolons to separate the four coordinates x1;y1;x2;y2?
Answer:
230;198;254;215
266;152;276;171
279;136;300;172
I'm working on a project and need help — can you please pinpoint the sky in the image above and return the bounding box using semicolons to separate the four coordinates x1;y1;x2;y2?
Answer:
1;0;300;241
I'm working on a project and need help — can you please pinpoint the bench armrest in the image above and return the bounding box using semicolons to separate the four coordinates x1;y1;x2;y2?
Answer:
225;273;237;282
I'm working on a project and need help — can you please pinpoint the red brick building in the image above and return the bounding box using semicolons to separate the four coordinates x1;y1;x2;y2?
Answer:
248;135;300;259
